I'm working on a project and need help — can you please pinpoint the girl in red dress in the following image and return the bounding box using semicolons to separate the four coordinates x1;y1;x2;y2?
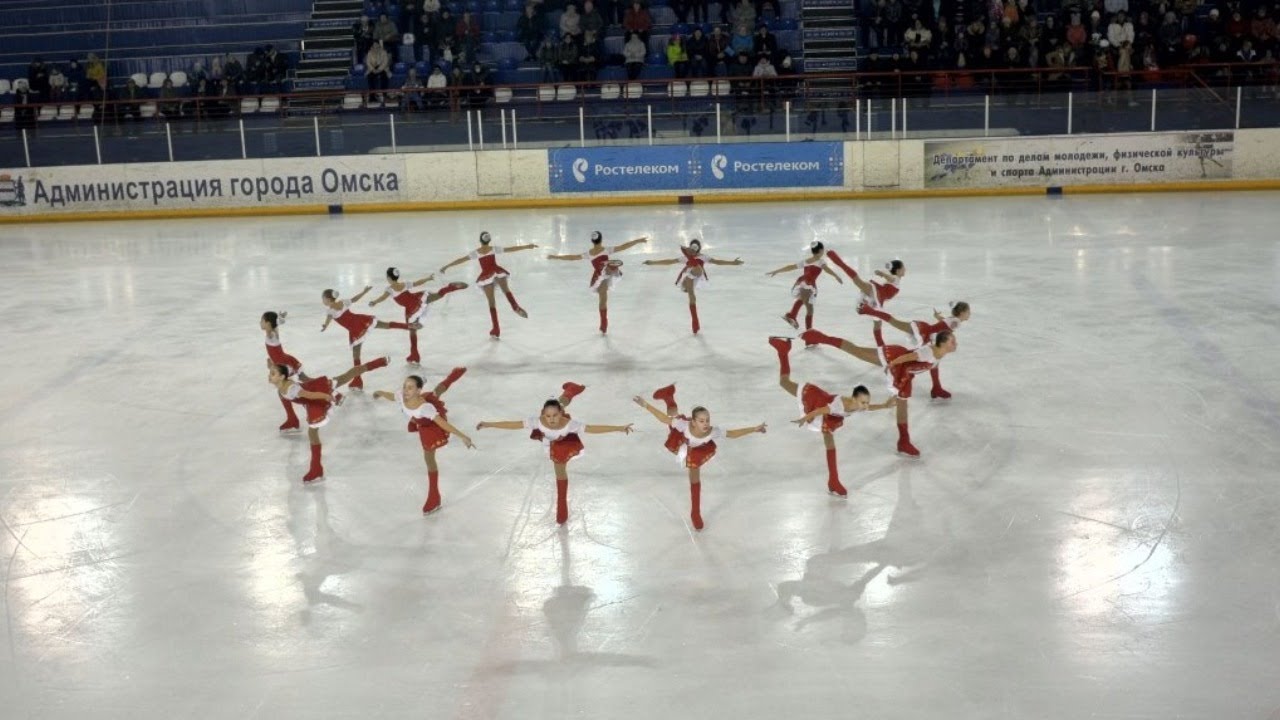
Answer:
475;383;633;525
800;328;957;457
269;355;390;483
767;337;897;496
367;267;469;364
438;231;539;338
374;367;474;515
320;287;419;390
546;231;648;334
860;301;971;399
633;385;766;531
641;239;745;334
765;241;843;331
823;251;907;316
261;310;311;432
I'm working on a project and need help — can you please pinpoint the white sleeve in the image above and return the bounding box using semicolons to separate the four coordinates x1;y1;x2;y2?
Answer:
522;416;538;431
283;383;301;400
418;405;439;421
492;246;505;256
394;389;404;404
827;402;843;417
467;250;479;261
567;418;586;434
710;426;725;440
670;417;689;432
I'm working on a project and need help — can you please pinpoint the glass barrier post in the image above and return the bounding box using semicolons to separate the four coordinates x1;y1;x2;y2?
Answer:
239;118;247;159
891;97;896;139
512;109;519;148
1235;86;1242;128
785;100;791;141
1067;92;1073;135
313;116;321;156
390;114;398;153
93;125;102;164
715;103;721;143
647;105;653;145
22;128;31;167
901;98;907;136
166;123;174;161
478;111;485;149
579;106;585;147
856;98;861;139
500;109;508;149
984;95;990;137
466;110;474;151
1150;89;1157;131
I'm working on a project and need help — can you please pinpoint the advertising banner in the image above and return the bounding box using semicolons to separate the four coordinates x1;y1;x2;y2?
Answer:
547;142;844;193
924;132;1234;188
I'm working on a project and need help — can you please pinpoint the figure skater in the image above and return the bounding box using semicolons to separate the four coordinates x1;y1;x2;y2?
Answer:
261;310;311;432
269;355;390;483
767;337;897;494
438;231;539;338
800;328;957;456
374;367;473;514
546;231;648;333
367;267;468;364
320;287;419;390
475;383;633;524
823;251;907;316
860;301;971;399
641;238;744;334
634;384;766;530
765;241;843;331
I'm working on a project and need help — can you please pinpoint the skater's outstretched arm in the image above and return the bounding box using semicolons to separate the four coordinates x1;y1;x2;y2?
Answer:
320;314;333;332
822;264;844;283
295;388;332;402
503;243;539;253
792;407;831;426
409;273;436;287
439;255;470;273
707;256;744;266
868;399;898;411
585;423;635;434
766;263;797;277
350;285;375;303
433;417;476;448
611;237;648;253
886;351;920;369
726;423;767;438
874;269;895;282
547;252;584;261
372;390;397;401
367;290;391;306
632;397;672;424
643;258;681;266
476;420;524;430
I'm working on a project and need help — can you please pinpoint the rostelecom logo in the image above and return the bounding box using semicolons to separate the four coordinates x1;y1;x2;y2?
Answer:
572;158;589;183
710;154;728;180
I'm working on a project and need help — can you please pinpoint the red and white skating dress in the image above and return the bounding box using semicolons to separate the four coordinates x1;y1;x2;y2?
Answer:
326;300;377;348
386;282;429;324
281;377;335;428
859;273;901;311
588;251;623;291
908;316;960;346
878;343;939;399
469;247;509;286
663;417;723;468
265;331;303;376
675;248;708;290
524;416;587;464
791;254;825;300
798;383;852;433
399;390;450;451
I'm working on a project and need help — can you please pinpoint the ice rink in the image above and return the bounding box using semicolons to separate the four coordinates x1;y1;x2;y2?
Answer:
1;193;1279;719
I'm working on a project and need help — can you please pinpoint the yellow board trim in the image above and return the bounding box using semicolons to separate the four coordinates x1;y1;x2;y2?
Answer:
4;179;1280;224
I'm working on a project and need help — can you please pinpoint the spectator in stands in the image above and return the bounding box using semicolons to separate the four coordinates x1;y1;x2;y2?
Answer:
366;40;392;105
426;64;448;108
464;63;492;108
775;52;797;97
1116;40;1135;103
754;24;779;63
731;0;756;32
580;30;602;81
561;4;583;41
731;50;754;108
266;46;289;92
883;0;904;45
932;17;955;64
582;1;605;38
456;11;482;62
1041;15;1062;50
538;35;559;80
224;54;244;95
375;13;401;60
48;65;67;101
423;0;441;20
672;0;690;23
13;84;36;130
624;2;653;45
411;3;431;62
120;78;145;121
624;31;647;79
1066;13;1087;49
752;53;777;79
400;67;425;110
709;25;732;75
557;32;581;81
245;47;267;92
28;58;50;99
65;58;85;100
731;23;754;57
86;53;107;92
687;27;710;78
159;78;181;118
354;16;375;60
210;58;224;89
905;17;932;53
518;7;545;61
1253;8;1276;47
1108;12;1134;49
1157;11;1181;64
667;35;690;78
400;0;419;35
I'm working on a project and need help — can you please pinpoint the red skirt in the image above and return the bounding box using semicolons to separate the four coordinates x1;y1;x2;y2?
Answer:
335;310;376;347
546;434;584;464
266;344;303;376
409;417;450;451
879;345;919;399
293;377;334;428
476;264;510;286
394;290;426;324
664;427;718;468
800;382;844;433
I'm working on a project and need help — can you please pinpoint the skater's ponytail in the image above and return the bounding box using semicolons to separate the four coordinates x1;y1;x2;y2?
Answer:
688;239;702;252
950;301;970;316
852;385;870;398
262;311;281;329
407;375;425;389
322;289;337;302
590;231;603;244
933;330;954;347
809;241;824;255
479;231;492;245
886;259;905;274
386;267;400;281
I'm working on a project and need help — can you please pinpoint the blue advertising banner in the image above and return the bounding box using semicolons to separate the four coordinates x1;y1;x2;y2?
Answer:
547;142;843;193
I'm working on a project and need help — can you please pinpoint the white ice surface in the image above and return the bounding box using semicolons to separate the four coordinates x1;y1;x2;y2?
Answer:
1;195;1279;719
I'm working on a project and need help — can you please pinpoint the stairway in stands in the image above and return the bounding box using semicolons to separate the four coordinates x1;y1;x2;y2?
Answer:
800;0;858;98
293;0;361;110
